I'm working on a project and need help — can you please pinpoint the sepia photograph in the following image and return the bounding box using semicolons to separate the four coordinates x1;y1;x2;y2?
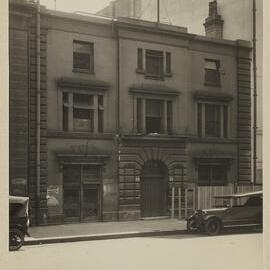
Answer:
1;0;268;269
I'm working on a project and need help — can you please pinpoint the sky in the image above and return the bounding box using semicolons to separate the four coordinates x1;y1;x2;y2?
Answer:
40;0;112;14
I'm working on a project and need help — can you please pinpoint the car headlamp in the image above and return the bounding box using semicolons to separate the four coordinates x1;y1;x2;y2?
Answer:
197;210;205;216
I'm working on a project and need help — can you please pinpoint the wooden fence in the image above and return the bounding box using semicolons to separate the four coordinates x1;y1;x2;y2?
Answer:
197;185;262;209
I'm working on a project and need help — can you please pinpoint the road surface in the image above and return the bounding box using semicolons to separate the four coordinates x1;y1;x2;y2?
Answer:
8;233;262;270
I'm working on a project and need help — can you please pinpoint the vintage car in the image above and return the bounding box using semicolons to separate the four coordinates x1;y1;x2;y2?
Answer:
9;196;30;251
187;190;262;235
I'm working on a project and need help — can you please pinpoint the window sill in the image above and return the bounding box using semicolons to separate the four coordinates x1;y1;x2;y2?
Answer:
144;74;164;81
47;130;114;140
164;72;173;78
136;68;146;74
197;183;228;187
204;82;221;87
73;68;95;75
191;136;237;144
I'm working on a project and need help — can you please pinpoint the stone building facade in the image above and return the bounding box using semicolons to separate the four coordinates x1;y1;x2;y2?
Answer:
9;1;48;224
9;1;252;224
97;0;263;185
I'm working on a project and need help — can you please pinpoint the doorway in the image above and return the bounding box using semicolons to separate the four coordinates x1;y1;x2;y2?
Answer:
141;160;168;217
63;165;101;222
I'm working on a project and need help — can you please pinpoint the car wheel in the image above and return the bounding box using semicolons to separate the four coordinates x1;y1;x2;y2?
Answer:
205;218;221;236
9;228;25;251
187;218;197;232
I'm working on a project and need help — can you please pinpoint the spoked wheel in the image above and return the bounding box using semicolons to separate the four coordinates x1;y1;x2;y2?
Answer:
205;219;221;236
187;218;197;232
9;228;25;251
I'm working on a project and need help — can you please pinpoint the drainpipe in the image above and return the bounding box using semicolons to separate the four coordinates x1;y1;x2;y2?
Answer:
157;0;160;27
36;0;41;225
116;29;121;220
112;1;121;220
252;0;257;185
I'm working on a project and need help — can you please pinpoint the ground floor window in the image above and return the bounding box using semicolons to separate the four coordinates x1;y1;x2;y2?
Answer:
63;164;101;222
198;165;228;186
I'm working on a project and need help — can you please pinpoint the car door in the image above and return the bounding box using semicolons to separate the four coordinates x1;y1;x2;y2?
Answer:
222;196;262;226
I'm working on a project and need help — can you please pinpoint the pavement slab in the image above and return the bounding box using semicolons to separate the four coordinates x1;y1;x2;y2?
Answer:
25;219;187;245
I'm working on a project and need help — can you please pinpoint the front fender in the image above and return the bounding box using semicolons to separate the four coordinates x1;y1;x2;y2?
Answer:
10;224;28;235
203;215;223;226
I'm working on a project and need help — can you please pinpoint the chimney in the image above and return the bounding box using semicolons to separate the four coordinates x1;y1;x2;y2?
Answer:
204;0;224;39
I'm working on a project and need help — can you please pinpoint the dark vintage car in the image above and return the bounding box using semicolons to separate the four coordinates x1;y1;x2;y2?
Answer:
187;190;262;235
9;196;30;251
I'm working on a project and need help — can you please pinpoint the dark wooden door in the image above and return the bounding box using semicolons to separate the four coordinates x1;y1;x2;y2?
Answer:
63;165;101;223
141;161;168;217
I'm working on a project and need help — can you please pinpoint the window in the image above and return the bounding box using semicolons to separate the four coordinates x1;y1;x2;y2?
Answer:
146;99;163;133
244;197;262;207
73;41;94;72
73;94;94;131
146;50;163;79
137;48;172;79
98;96;104;133
136;98;173;134
62;92;104;133
204;59;220;86
137;48;143;70
205;104;220;137
198;165;227;186
166;52;171;74
197;103;228;138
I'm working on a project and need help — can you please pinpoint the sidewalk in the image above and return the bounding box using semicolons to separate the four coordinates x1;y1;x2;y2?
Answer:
25;218;187;245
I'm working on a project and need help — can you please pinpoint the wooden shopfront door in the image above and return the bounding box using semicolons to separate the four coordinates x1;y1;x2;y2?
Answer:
63;165;101;222
141;161;168;217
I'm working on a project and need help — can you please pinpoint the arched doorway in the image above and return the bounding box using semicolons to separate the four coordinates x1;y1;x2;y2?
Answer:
141;160;169;217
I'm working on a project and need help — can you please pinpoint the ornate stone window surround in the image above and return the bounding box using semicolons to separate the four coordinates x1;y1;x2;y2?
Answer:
193;91;233;139
130;84;180;135
136;48;172;80
57;78;109;133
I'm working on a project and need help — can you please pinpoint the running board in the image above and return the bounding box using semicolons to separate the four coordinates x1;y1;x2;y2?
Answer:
223;224;262;228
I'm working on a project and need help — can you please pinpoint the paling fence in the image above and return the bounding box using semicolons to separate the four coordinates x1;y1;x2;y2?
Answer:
170;184;262;220
196;184;262;211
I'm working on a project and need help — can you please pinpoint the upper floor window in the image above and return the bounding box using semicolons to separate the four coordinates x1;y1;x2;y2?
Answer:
62;92;104;133
145;50;164;79
73;41;94;73
197;103;228;138
204;59;220;87
137;48;172;80
136;98;173;134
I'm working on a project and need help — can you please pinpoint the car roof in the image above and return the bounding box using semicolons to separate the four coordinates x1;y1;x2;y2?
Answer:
213;190;262;199
9;195;29;204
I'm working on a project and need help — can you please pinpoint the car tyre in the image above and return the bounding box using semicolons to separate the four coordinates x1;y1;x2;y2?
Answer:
205;218;221;236
9;228;25;251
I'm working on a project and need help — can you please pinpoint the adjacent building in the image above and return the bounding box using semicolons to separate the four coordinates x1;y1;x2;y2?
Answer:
9;0;254;224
